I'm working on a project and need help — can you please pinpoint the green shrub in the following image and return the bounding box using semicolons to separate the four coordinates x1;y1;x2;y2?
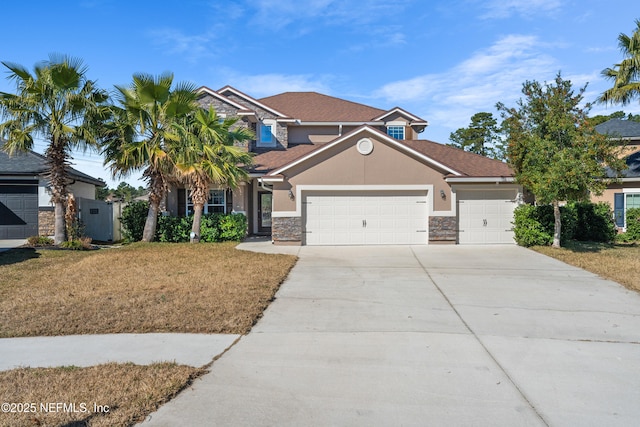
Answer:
571;201;616;242
156;215;192;243
200;214;220;242
155;213;247;243
59;237;93;250
513;204;576;247
27;235;54;246
513;205;552;246
120;201;149;242
218;213;248;241
625;207;640;241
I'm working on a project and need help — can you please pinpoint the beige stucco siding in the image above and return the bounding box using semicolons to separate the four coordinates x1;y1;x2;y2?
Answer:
273;135;452;212
288;126;340;144
592;182;640;207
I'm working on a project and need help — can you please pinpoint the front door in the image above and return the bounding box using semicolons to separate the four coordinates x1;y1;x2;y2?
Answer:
258;191;272;233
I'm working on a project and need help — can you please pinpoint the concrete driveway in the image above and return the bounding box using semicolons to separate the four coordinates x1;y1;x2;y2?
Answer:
0;239;26;252
141;245;640;426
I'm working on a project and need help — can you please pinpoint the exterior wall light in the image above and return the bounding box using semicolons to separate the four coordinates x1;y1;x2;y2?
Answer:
288;189;295;200
440;189;446;199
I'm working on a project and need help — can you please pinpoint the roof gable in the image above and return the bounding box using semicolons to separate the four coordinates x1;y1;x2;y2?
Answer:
259;92;386;122
217;86;290;118
373;107;428;125
268;126;462;177
196;86;254;112
260;126;513;179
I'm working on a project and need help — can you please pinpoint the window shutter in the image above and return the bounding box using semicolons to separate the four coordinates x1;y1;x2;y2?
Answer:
178;188;186;217
614;193;624;227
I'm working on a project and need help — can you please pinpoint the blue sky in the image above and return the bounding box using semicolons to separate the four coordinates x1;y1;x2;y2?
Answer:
2;0;639;187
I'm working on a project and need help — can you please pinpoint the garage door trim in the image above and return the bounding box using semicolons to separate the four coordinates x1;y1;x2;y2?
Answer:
272;184;436;218
455;186;518;245
301;186;431;246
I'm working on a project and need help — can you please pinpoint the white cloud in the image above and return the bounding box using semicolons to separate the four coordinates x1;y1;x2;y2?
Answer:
373;34;564;141
148;28;217;63
376;35;556;105
250;0;410;29
479;0;562;19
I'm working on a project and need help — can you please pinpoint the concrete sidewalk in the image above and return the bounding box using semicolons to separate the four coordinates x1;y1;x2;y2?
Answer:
140;244;640;427
0;239;26;252
0;334;240;370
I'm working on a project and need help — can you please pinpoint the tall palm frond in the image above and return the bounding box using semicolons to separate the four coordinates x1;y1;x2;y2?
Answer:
172;107;254;243
102;72;198;241
0;54;110;244
599;19;640;105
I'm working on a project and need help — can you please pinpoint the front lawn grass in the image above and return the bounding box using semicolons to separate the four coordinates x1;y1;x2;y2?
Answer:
0;362;205;427
0;242;297;337
0;242;296;426
532;241;640;292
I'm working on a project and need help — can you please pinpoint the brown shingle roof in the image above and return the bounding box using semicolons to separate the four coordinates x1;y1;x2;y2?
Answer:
250;144;321;174
401;139;513;177
259;92;386;122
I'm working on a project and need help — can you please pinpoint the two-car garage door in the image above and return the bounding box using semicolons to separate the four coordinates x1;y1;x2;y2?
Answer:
303;191;428;245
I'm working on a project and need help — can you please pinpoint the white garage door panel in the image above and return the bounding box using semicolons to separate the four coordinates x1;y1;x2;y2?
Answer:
458;190;516;245
304;192;427;245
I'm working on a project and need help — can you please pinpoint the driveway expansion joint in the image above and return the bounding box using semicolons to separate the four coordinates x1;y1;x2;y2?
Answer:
410;247;551;427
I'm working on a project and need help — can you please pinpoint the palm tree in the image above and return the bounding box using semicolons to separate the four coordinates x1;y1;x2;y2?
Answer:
599;19;640;105
103;73;198;242
0;55;110;244
173;107;254;243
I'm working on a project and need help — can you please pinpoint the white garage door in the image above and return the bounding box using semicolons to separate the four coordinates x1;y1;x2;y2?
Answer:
303;191;428;245
457;190;516;244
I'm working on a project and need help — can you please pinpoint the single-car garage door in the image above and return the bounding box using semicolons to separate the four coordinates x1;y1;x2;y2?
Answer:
0;180;39;239
303;191;428;245
457;189;516;244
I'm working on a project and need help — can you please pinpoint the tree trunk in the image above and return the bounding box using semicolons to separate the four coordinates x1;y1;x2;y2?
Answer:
189;179;209;244
46;142;69;245
552;200;562;248
53;201;66;245
141;171;166;242
191;203;204;243
142;200;159;242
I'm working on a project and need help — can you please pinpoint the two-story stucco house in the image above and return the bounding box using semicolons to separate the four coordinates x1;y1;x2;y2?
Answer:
592;119;640;229
165;86;520;245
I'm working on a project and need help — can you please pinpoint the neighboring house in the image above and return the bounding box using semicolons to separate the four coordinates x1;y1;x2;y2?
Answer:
0;139;109;240
165;86;520;245
592;119;640;229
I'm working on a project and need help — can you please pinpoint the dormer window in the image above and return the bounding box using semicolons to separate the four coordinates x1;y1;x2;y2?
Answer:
258;119;277;147
386;125;405;140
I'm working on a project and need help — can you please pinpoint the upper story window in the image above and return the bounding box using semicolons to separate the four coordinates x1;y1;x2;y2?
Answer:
386;125;405;140
258;119;277;147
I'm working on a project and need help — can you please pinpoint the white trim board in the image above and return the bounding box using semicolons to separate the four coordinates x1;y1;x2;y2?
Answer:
271;184;456;218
